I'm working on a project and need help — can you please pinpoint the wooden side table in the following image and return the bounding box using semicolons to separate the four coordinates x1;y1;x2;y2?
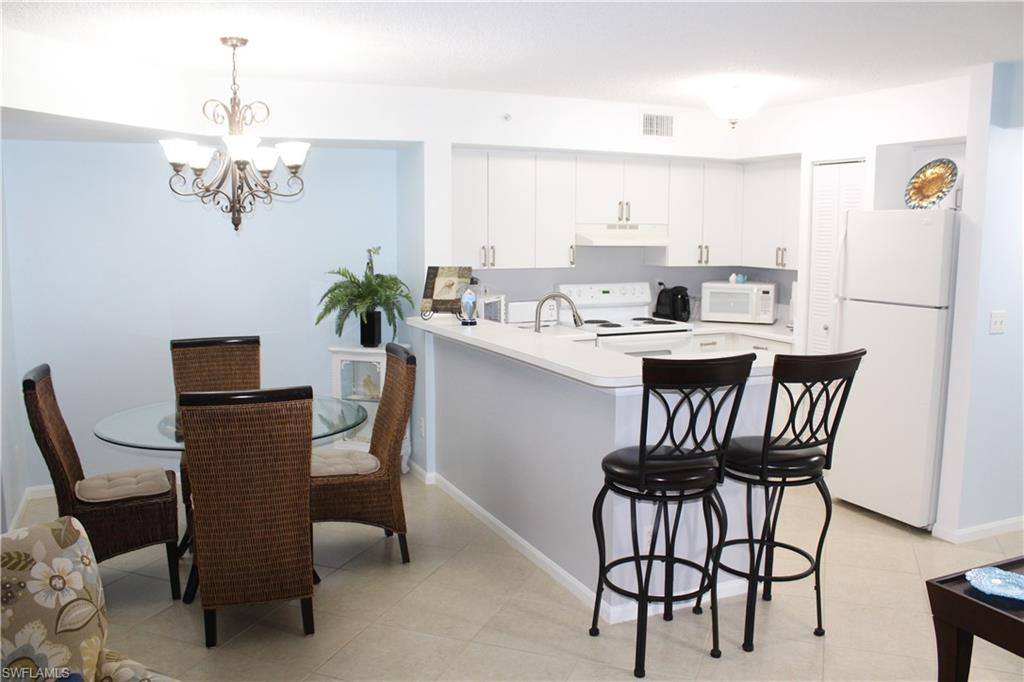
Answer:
925;556;1024;682
328;345;412;473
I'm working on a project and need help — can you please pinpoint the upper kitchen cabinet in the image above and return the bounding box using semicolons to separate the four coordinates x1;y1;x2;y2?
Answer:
487;150;536;269
535;153;577;268
701;161;744;266
452;148;489;268
646;159;703;266
575;155;669;225
741;156;801;269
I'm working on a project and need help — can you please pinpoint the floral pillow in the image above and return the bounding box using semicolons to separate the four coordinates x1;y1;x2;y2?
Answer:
2;517;176;682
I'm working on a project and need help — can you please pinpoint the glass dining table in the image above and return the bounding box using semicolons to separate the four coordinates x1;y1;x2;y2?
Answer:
94;396;368;454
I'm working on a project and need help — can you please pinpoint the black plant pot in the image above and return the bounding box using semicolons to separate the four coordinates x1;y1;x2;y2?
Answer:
360;310;382;348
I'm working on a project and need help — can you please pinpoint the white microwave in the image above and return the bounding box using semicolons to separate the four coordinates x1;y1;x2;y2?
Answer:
701;281;776;324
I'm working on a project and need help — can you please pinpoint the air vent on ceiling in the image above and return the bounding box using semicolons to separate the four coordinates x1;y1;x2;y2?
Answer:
642;113;674;137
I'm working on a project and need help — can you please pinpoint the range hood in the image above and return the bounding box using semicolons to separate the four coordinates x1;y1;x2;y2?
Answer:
575;223;670;247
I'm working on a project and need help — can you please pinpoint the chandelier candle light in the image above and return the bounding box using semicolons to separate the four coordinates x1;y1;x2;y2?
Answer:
159;37;310;230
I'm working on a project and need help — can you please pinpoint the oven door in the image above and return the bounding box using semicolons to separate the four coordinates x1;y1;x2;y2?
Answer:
597;332;695;358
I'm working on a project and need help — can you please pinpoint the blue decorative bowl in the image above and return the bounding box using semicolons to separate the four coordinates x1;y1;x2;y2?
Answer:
965;567;1024;601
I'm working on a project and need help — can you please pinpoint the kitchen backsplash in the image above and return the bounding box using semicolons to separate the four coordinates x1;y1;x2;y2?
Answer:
475;246;797;309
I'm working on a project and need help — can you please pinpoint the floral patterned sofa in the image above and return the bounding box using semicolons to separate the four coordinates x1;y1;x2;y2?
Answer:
2;517;177;682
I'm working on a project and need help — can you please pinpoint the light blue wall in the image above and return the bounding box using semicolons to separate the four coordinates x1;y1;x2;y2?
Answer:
1;140;400;525
958;63;1024;528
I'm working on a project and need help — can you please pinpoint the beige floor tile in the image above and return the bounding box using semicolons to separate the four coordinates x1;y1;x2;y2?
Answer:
136;599;274;647
825;531;920;574
822;563;931;613
437;642;576;681
971;638;1024;676
312;523;388;568
994;530;1024;556
511;570;587;610
969;665;1024;682
102;572;181;627
815;600;934;659
302;674;344;682
102;543;169;573
180;648;308;681
343;537;459;580
221;603;371;671
378;580;509;641
313;566;424;620
909;529;1004;555
714;593;825;650
105;627;213;679
912;540;1005;580
697;638;823;680
316;624;468;681
420;544;535;598
823;644;934;681
567;659;684;681
474;597;708;677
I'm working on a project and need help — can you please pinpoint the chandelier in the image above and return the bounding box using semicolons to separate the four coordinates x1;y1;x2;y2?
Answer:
158;37;309;230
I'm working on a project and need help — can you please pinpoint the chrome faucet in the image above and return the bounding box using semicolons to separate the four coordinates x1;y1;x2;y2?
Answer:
535;292;585;333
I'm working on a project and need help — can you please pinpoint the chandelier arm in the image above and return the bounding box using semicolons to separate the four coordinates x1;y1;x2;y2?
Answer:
202;99;230;125
239;101;270;127
265;175;305;199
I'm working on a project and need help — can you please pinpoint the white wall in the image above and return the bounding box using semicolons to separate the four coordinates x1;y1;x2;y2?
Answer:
0;140;399;524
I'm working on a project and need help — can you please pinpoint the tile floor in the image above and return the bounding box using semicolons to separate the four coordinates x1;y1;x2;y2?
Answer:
13;477;1024;681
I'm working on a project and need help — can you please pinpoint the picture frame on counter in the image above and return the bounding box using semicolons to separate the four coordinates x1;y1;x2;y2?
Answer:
420;266;473;317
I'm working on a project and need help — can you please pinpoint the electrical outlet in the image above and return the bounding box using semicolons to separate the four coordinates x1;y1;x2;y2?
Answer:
989;310;1008;335
418;417;426;438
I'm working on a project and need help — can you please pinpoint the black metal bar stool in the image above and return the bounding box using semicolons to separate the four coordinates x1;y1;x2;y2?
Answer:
719;350;866;653
589;354;756;678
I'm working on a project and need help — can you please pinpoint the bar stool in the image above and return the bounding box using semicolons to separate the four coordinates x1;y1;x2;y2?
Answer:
589;354;756;678
720;350;866;653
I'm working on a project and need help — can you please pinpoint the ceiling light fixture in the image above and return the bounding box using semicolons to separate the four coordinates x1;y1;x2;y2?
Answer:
682;73;799;129
159;37;309;231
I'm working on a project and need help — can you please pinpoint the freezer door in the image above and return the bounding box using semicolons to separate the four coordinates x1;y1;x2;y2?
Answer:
841;209;957;307
829;299;950;527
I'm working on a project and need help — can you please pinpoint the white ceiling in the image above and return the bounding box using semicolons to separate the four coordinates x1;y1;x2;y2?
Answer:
4;2;1023;110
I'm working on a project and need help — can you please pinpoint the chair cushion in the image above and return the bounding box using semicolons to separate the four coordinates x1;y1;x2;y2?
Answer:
724;436;826;480
601;446;719;491
74;468;171;503
312;448;381;477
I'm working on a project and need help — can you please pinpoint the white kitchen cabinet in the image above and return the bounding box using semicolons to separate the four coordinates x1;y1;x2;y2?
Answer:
702;161;744;266
647;158;703;266
487;151;536;269
694;334;730;353
741;157;801;269
535;153;577;268
576;155;669;225
452;148;489;268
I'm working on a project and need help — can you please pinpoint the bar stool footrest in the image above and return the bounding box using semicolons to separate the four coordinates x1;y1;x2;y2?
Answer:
718;538;816;582
602;554;713;603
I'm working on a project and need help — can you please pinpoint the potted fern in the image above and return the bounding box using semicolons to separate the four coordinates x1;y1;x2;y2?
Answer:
316;247;414;347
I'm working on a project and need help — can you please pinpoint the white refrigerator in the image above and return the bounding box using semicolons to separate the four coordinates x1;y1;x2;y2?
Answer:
830;209;958;528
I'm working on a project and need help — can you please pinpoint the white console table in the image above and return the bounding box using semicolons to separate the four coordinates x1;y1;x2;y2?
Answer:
328;345;411;473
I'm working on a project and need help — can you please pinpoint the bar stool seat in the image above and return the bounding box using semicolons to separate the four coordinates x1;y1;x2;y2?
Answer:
602;446;720;490
723;437;827;480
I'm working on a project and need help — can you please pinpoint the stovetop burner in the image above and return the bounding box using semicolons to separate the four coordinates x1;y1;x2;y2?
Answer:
599;322;623;328
584;319;610;325
631;317;655;322
645;319;676;325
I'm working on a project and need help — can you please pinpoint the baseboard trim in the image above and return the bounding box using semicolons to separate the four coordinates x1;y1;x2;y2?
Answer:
430;472;747;624
408;461;437;485
12;484;56;529
932;515;1024;544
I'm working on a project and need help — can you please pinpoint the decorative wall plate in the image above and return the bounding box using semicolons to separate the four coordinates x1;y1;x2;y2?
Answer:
965;566;1024;601
905;158;958;209
420;266;473;315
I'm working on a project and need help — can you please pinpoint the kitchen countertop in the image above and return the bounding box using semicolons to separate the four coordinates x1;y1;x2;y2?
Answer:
407;316;779;389
691;319;795;344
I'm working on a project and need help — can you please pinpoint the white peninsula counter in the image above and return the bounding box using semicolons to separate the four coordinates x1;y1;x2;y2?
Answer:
408;316;789;623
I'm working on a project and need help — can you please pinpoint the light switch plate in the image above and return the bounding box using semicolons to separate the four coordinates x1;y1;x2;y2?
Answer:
989;310;1007;335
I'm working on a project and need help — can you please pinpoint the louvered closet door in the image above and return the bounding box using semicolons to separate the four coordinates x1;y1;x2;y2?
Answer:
807;161;864;353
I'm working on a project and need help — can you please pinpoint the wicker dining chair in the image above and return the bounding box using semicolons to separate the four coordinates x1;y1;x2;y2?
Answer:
178;385;315;647
170;335;260;555
310;343;416;563
21;364;181;599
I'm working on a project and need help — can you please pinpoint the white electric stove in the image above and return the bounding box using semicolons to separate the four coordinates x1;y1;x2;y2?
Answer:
557;282;695;357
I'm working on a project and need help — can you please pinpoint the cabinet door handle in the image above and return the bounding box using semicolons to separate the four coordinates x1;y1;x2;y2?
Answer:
704;245;710;264
753;345;769;351
625;201;631;222
490;246;496;267
481;246;488;267
698;244;704;264
569;245;576;266
617;201;624;222
700;341;718;348
775;247;781;267
781;247;787;268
